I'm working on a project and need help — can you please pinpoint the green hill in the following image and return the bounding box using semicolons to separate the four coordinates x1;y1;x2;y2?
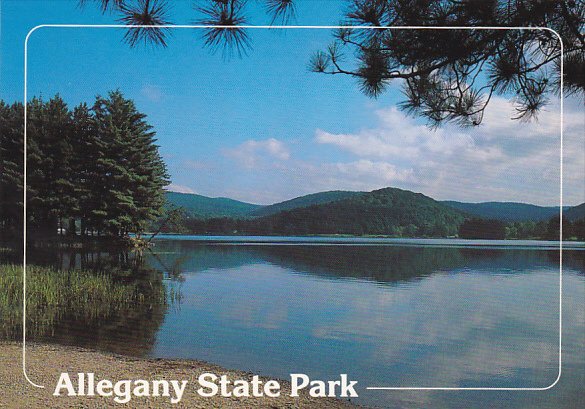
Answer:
164;191;261;219
565;203;585;221
252;187;467;236
164;189;578;237
250;190;364;217
441;201;564;222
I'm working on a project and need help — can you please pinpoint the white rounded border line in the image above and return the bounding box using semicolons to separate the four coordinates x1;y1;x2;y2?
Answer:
22;24;564;391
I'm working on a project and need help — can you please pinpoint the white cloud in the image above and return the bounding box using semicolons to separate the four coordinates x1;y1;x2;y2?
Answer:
316;128;420;159
165;184;196;194
224;138;290;169
316;107;475;160
313;97;584;206
236;159;417;202
477;96;580;139
334;160;414;182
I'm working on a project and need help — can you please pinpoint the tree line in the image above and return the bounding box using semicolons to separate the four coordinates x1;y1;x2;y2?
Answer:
0;91;169;242
156;211;462;238
458;217;585;241
157;211;585;241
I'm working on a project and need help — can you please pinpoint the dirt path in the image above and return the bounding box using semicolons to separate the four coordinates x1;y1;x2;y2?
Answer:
0;343;359;408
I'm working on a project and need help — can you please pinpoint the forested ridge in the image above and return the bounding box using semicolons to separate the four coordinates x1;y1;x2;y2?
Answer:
163;187;468;237
250;191;364;217
164;191;261;219
441;201;567;222
161;190;585;240
252;187;466;236
0;91;169;242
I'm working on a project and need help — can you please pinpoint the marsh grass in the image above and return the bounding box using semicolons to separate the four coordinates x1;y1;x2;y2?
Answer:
0;264;173;339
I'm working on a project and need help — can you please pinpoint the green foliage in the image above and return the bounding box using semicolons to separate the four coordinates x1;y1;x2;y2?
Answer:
503;215;585;241
544;216;585;241
0;263;168;339
91;91;169;235
162;190;364;221
159;189;585;240
164;191;261;219
504;220;547;240
572;219;585;241
0;91;169;241
149;205;190;235
565;203;585;221
178;187;467;237
459;218;507;240
27;95;77;236
257;187;466;236
0;101;24;238
250;190;364;217
312;0;584;126
443;201;564;222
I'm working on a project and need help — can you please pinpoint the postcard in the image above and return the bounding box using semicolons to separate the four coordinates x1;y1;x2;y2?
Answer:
1;1;584;408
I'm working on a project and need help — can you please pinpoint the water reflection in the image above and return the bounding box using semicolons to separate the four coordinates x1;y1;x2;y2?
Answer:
3;240;583;408
1;250;171;357
146;240;583;284
142;240;583;408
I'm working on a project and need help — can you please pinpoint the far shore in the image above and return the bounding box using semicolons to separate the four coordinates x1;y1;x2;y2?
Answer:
0;342;359;408
145;234;585;247
147;233;585;241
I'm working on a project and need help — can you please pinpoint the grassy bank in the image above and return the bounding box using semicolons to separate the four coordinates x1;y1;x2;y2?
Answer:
0;264;173;340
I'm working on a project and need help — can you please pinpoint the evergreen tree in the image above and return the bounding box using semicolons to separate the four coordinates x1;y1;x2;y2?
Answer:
0;102;24;239
70;103;98;236
25;96;75;237
26;97;52;236
459;218;506;239
1;91;169;242
91;90;169;237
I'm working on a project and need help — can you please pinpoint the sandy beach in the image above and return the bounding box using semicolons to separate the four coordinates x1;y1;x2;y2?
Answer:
0;343;358;408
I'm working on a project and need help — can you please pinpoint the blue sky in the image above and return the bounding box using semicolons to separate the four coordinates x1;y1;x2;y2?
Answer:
1;0;583;206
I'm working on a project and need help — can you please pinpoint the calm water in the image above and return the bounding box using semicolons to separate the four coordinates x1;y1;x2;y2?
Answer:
26;238;585;407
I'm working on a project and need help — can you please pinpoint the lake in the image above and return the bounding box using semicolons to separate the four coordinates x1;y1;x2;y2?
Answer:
22;237;585;407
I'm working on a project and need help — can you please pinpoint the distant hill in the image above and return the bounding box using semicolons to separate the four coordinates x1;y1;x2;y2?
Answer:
441;201;565;222
164;191;261;219
565;203;585;221
250;190;364;217
253;187;467;236
165;189;577;233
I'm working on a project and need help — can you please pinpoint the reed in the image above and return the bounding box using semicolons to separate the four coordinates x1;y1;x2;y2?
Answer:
0;264;172;339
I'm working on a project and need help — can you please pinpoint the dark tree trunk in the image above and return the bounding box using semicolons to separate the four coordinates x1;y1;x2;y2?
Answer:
68;218;76;236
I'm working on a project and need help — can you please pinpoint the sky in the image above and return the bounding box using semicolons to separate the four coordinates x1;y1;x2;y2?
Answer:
1;0;583;206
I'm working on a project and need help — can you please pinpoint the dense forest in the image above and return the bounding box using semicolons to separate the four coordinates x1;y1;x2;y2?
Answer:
443;201;565;222
159;190;585;240
160;188;468;237
0;91;169;243
250;191;364;217
161;210;585;240
164;191;261;219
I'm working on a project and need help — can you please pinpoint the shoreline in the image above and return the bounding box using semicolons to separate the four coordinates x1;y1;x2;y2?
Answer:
150;233;584;241
0;342;359;408
146;235;585;249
